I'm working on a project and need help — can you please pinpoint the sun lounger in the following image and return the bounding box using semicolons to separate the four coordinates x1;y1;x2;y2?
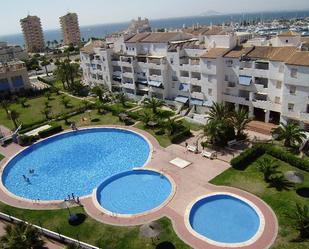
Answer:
201;150;217;159
187;145;198;153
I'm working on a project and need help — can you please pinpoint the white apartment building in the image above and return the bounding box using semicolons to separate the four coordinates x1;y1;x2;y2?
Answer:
0;61;31;94
0;42;28;63
80;28;309;128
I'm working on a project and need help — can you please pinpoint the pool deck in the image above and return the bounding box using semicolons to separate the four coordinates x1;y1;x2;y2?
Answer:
0;125;278;249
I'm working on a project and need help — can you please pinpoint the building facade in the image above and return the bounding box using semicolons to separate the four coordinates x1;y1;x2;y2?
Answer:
0;61;31;94
80;28;309;128
60;13;81;46
20;15;45;53
0;42;28;63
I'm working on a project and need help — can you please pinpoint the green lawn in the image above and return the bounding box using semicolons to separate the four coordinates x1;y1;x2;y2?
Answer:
0;154;4;162
181;119;204;131
0;202;190;249
134;122;172;148
0;93;83;129
210;154;309;249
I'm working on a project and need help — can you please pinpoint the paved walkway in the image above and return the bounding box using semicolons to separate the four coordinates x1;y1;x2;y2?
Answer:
0;125;278;249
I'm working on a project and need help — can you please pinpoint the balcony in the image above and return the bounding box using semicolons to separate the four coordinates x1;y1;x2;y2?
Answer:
179;76;190;84
191;78;201;86
239;67;269;78
300;112;309;122
191;92;204;100
122;82;135;90
149;75;162;82
223;93;250;105
122;72;133;78
252;100;281;112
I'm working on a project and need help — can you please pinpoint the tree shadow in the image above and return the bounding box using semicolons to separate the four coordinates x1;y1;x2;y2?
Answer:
268;174;295;191
296;187;309;198
68;213;86;226
156;241;176;249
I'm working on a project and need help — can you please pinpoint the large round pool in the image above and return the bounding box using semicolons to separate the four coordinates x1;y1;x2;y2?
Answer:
96;170;173;215
2;128;150;201
188;194;261;245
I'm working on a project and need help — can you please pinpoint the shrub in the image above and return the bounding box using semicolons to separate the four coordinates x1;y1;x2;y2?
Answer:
126;111;140;121
38;124;63;138
155;129;165;135
169;127;191;143
231;145;266;170
18;135;39;146
231;143;309;172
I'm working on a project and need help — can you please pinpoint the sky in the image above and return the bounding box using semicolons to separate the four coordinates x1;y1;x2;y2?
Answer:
0;0;308;35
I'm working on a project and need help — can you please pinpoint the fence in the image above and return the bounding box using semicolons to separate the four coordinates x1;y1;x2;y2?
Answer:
0;212;99;249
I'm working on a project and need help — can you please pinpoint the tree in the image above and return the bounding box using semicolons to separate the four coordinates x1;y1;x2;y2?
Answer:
61;96;71;108
143;97;163;114
165;118;179;136
257;157;279;182
8;109;20;129
18;97;28;108
0;222;45;249
47;40;51;48
230;108;251;138
272;122;306;147
95;101;105;114
41;107;51;120
1;100;10;116
91;86;104;102
208;102;230;122
288;204;309;239
41;57;50;76
204;119;235;146
118;93;128;107
140;111;154;126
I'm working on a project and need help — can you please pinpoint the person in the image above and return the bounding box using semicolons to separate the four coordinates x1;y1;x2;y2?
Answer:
76;196;80;204
185;142;188;148
71;193;74;199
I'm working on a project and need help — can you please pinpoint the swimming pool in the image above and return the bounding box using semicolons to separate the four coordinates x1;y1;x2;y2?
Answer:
2;128;151;201
188;193;262;246
95;169;173;215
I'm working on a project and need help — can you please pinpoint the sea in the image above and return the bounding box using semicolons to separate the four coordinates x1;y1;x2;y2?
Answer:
1;10;309;46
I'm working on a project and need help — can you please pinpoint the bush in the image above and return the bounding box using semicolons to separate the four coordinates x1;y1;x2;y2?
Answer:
38;124;63;138
126;111;140;121
18;135;39;146
231;144;309;172
155;129;165;135
170;127;191;143
231;145;266;170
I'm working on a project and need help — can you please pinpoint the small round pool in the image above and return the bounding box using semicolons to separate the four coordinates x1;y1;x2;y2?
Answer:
2;128;150;201
95;170;173;215
188;194;262;245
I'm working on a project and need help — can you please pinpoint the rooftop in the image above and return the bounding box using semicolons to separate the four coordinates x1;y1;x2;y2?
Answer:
201;48;229;59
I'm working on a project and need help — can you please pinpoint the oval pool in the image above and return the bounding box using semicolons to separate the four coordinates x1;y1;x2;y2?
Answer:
188;194;261;245
2;128;150;201
96;170;173;215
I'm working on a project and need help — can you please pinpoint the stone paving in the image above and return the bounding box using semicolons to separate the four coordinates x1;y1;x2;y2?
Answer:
0;125;278;249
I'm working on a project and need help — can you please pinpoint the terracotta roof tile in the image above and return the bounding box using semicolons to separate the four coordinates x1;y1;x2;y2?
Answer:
277;31;300;37
285;51;309;66
201;48;229;59
223;46;254;58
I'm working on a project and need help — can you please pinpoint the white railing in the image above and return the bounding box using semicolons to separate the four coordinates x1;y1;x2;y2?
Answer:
0;212;99;249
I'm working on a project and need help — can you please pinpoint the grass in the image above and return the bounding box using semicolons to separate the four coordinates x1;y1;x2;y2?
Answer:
0;154;4;162
134;122;172;148
210;154;309;249
181;119;204;131
0;202;190;249
0;93;83;130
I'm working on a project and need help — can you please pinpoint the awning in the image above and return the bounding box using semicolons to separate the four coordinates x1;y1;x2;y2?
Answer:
113;76;121;80
239;75;252;86
191;98;204;106
136;79;148;85
257;92;268;95
175;96;189;104
0;79;10;91
203;100;213;107
148;81;162;87
179;83;189;92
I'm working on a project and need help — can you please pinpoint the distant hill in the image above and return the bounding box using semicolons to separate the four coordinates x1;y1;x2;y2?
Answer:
200;10;222;16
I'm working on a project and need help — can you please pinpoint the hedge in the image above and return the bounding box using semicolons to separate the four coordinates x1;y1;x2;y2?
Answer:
18;135;39;146
38;124;63;138
231;144;309;172
170;128;191;143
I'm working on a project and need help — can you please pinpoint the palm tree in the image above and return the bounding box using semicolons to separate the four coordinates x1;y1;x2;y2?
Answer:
44;91;52;100
140;111;154;126
18;97;28;108
257;157;279;182
54;62;68;89
143;97;163;114
118;93;128;107
0;222;45;249
95;101;105;114
288;204;309;239
272;122;306;147
1;100;10;116
208;102;230;122
8;109;20;129
165;118;179;136
41;57;50;76
230;108;251;138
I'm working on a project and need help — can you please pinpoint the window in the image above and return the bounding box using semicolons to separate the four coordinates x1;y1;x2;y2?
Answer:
224;75;228;81
208;88;213;96
275;96;281;104
226;60;233;67
291;68;297;78
279;65;284;73
172;82;175;88
286;40;289;43
288;103;294;112
170;58;174;64
289;86;296;95
208;75;212;83
206;61;211;68
276;81;282;89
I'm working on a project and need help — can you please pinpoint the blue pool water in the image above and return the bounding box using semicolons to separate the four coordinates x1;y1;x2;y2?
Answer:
96;170;172;215
2;128;150;201
189;194;260;244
